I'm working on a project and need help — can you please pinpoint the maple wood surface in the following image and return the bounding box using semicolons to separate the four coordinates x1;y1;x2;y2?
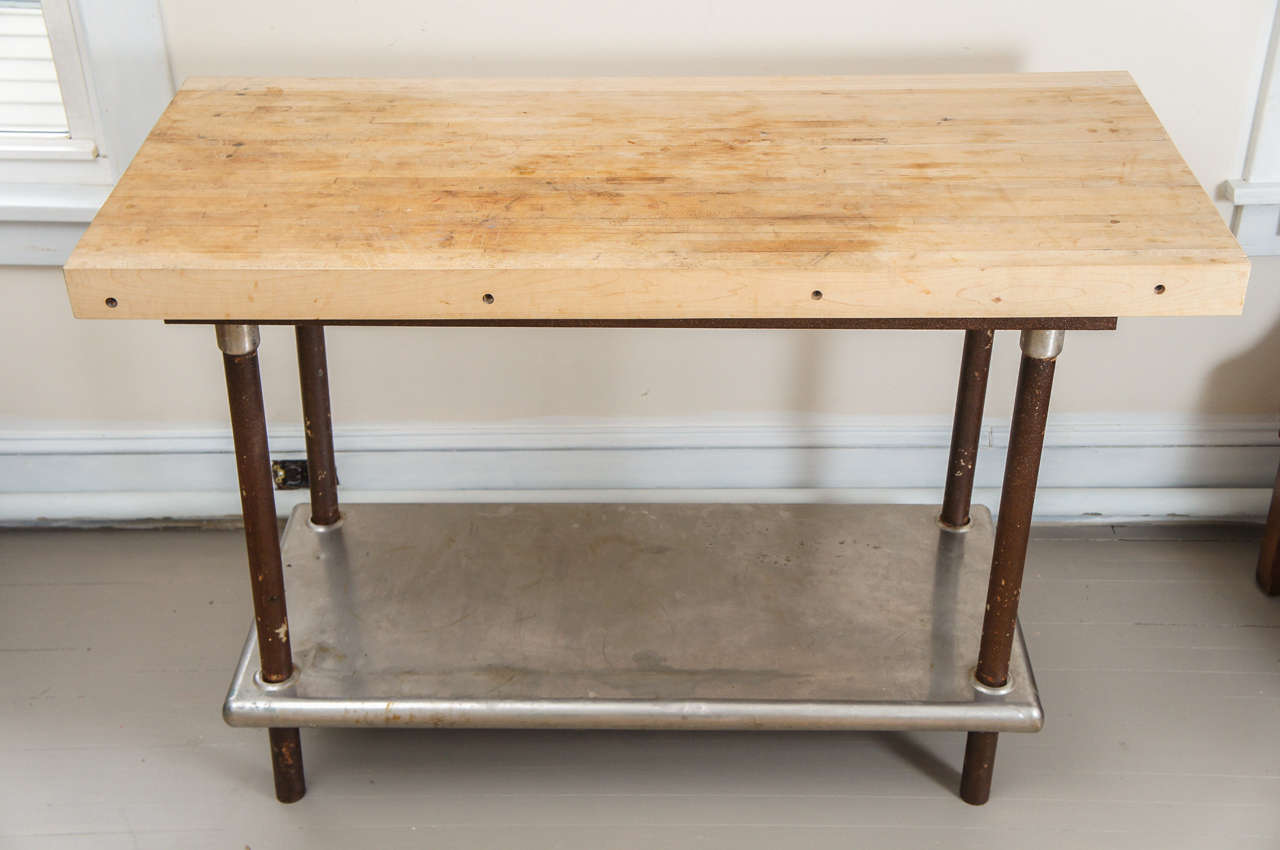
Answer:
63;73;1248;321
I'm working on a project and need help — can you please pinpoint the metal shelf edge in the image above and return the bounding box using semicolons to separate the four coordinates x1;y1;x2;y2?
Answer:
223;624;1045;733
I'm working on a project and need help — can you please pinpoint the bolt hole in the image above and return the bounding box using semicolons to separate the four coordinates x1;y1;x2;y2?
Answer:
482;293;495;304
810;290;823;301
104;297;118;308
1153;284;1166;295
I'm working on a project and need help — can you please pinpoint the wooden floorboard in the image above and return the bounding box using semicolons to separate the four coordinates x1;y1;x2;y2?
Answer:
2;523;1277;848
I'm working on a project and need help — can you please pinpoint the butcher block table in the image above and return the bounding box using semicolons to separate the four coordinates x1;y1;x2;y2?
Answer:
62;73;1249;805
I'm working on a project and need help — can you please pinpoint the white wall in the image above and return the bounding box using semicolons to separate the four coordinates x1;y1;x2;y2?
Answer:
159;0;1273;223
2;1;1279;519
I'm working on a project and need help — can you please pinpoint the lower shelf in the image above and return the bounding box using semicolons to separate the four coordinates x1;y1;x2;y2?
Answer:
223;502;1043;732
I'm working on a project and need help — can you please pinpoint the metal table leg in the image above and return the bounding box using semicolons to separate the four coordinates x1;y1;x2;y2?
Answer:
218;323;306;803
959;328;1063;805
218;322;1056;801
941;330;994;530
1256;448;1280;595
295;325;340;526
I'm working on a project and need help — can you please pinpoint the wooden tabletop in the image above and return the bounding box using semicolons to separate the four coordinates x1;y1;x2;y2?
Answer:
63;73;1248;322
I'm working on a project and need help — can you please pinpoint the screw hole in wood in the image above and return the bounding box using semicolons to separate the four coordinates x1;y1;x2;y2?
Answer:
810;290;823;301
482;293;495;304
105;297;118;308
1153;284;1166;295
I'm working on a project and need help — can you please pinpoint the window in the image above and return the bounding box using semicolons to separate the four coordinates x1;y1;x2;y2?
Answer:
0;0;172;264
1;0;102;179
0;0;69;135
1227;4;1280;255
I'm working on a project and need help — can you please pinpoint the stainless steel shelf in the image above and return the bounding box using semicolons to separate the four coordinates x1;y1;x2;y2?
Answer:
224;503;1042;732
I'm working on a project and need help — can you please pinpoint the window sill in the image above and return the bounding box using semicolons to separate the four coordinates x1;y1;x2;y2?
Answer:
0;182;110;265
0;135;99;161
1226;181;1280;257
1225;179;1280;206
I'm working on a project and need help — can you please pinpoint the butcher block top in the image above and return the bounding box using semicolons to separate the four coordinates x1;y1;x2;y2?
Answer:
63;73;1249;321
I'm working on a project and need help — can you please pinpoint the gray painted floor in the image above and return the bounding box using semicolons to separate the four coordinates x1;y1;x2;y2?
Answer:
2;522;1278;848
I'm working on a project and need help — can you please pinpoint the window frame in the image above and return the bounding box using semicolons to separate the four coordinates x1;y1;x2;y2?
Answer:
0;0;172;265
1227;3;1280;255
0;0;91;150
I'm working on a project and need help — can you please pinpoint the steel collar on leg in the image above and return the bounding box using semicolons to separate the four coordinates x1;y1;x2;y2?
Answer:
216;323;261;356
1019;329;1064;361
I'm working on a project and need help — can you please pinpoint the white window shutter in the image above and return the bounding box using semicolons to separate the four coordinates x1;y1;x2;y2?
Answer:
0;1;69;135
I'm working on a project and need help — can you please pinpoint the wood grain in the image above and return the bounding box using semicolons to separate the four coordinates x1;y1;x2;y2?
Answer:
63;73;1249;320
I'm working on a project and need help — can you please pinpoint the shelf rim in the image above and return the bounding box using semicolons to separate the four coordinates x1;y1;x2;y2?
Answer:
223;621;1044;732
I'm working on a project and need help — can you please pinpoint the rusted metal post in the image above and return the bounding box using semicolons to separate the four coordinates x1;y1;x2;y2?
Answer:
959;328;1062;806
1257;453;1280;595
295;325;340;526
940;329;994;529
959;731;998;803
218;323;306;804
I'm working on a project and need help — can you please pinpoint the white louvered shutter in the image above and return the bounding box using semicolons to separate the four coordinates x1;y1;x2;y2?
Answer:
0;1;68;135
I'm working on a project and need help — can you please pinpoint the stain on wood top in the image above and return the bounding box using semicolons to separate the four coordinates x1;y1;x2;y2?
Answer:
63;73;1249;320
